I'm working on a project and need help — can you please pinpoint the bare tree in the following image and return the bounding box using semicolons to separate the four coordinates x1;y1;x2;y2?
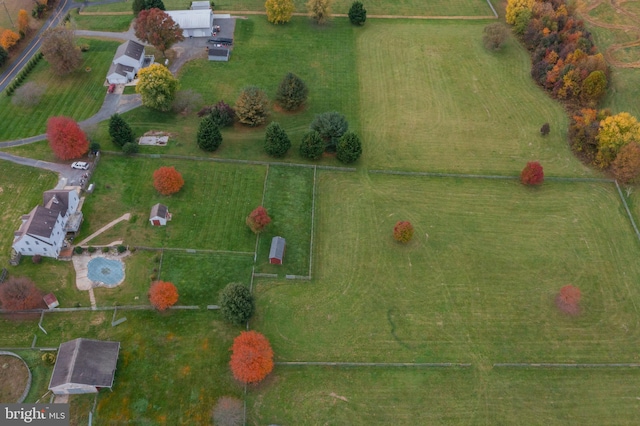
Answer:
41;27;82;75
12;82;46;107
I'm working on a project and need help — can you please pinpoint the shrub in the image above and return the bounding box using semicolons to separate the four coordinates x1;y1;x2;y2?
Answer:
31;255;42;264
310;111;348;152
393;221;414;243
153;166;184;195
229;331;274;384
12;82;45;107
540;123;550;136
520;161;544;185
275;72;308;111
210;100;235;127
336;132;362;164
612;142;640;184
264;122;291;157
117;245;127;253
102;247;110;253
212;397;243;426
74;246;84;254
90;142;101;154
246;206;271;234
556;285;581;315
122;142;139;155
148;281;179;311
299;131;324;160
197;115;222;152
348;1;366;25
41;352;56;365
0;277;44;311
219;283;255;325
235;86;269;127
88;246;96;253
483;23;509;50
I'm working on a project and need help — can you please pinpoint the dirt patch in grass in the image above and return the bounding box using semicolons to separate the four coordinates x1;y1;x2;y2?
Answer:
0;355;29;403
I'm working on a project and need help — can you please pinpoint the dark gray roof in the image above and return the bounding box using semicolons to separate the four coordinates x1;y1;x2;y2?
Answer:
49;339;120;389
208;48;230;58
150;203;168;219
43;190;70;216
115;63;135;76
269;236;286;260
27;206;60;238
115;40;145;61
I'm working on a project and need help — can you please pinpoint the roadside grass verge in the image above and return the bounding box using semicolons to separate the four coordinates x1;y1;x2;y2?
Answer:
0;162;57;265
254;173;640;363
33;310;244;424
247;366;640;424
255;166;315;276
76;156;266;251
72;13;133;32
158;251;255;306
356;20;593;176
92;16;358;166
0;39;120;142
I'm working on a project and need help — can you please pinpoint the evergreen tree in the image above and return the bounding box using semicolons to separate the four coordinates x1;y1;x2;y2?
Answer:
264;122;291;157
0;46;8;67
145;0;165;10
299;131;324;160
108;114;135;148
235;86;270;126
275;72;308;111
310;111;348;152
132;0;145;16
220;283;255;325
197;115;223;152
336;131;362;164
348;1;366;25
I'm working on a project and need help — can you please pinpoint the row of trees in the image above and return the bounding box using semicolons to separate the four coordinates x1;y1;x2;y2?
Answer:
0;9;31;54
265;0;367;26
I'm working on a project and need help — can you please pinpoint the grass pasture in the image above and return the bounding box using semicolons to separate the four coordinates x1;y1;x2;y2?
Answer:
254;173;640;364
0;39;120;142
71;13;133;32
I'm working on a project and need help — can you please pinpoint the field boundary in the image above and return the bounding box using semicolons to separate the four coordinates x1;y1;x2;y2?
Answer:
308;166;317;279
133;246;254;255
276;361;471;367
494;363;640;368
369;169;613;183
614;180;640;243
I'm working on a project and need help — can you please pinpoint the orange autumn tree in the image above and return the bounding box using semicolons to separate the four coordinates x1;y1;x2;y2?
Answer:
46;116;89;160
148;281;179;311
18;10;29;35
0;29;20;50
153;166;184;195
229;331;274;384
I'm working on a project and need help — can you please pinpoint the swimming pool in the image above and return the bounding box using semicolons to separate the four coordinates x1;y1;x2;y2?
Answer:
87;257;125;287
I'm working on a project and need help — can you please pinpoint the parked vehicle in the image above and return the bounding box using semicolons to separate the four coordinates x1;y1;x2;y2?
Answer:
107;84;116;93
71;162;89;170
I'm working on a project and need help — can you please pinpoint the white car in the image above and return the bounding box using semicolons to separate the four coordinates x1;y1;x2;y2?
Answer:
71;162;89;170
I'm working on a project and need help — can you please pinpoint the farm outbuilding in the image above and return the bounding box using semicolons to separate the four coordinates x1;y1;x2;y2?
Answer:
149;203;171;226
269;236;286;265
208;47;230;62
49;338;120;395
166;9;213;38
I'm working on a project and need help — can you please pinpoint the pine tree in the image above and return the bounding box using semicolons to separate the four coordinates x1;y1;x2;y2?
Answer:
348;1;366;25
109;114;135;148
197;115;223;152
275;72;308;111
336;131;362;164
299;131;324;160
264;122;291;157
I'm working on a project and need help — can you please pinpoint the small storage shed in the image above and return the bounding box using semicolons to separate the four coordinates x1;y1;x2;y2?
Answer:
208;47;230;62
49;338;120;395
43;293;59;309
269;236;286;265
149;203;171;226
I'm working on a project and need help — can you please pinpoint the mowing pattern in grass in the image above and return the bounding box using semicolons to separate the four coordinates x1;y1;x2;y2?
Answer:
0;162;57;265
356;21;592;176
72;14;133;32
78;156;266;251
255;173;640;363
35;310;243;425
0;39;121;142
159;252;254;306
248;366;640;424
255;165;314;276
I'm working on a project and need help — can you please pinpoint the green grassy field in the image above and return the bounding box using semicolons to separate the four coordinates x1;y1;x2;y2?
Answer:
254;173;640;363
0;39;119;142
77;156;266;251
84;0;494;16
71;13;133;32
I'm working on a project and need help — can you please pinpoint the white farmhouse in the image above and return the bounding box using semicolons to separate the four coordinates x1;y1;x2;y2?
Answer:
106;40;154;85
12;189;82;259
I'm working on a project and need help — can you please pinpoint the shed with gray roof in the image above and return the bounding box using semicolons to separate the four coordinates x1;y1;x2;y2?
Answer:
269;236;286;265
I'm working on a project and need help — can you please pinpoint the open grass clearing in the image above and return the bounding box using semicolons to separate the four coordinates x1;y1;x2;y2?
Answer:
254;172;640;363
77;156;266;251
0;39;120;142
158;251;254;306
356;20;593;176
255;165;315;276
31;310;243;424
0;162;57;265
247;366;640;424
71;13;133;32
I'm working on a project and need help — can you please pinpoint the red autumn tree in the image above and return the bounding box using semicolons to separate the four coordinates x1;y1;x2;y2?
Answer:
556;284;581;315
153;166;184;195
393;221;414;243
134;8;184;57
520;161;544;185
0;277;44;311
229;331;274;384
148;281;179;311
246;206;271;234
46;116;89;160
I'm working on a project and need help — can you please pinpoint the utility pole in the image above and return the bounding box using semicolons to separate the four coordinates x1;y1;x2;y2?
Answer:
0;1;14;27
